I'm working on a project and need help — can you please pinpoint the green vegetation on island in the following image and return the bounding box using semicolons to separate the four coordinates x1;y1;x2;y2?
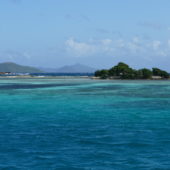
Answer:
95;62;169;79
0;62;42;73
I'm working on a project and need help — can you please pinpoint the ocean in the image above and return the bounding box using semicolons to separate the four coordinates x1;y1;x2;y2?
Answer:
0;78;170;169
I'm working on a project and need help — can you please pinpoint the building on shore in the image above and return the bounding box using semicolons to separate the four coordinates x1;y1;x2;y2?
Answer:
152;76;162;80
0;72;11;75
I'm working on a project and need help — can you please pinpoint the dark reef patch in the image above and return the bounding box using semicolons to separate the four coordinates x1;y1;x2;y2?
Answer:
0;83;79;90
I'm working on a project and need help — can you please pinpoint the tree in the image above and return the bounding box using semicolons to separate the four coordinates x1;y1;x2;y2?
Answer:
114;62;130;76
109;62;132;78
152;68;162;76
94;62;168;80
95;70;102;77
152;68;169;79
138;68;152;79
95;69;109;79
160;71;169;79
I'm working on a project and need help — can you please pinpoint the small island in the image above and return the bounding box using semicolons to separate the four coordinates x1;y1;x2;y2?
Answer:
94;62;170;80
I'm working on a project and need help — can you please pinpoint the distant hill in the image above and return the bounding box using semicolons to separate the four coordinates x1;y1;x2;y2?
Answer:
40;64;96;73
0;62;42;73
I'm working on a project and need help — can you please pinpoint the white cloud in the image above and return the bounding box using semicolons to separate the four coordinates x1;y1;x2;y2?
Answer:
65;38;96;57
151;40;161;50
65;38;115;57
132;37;140;43
65;37;170;61
101;39;112;45
115;39;125;48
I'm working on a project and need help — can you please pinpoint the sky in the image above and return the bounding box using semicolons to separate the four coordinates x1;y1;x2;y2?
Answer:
1;0;170;70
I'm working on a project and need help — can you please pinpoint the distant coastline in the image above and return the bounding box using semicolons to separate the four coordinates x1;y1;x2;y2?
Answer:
0;61;170;80
0;74;170;81
0;72;94;79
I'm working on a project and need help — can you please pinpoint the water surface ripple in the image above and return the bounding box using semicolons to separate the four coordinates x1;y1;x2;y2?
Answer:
0;79;170;169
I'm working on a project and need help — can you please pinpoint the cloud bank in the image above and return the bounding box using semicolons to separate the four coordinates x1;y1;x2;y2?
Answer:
64;37;170;70
65;37;170;59
1;36;170;70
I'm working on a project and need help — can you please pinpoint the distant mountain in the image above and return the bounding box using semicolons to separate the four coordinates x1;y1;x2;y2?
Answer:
40;64;96;73
38;67;57;73
0;62;42;73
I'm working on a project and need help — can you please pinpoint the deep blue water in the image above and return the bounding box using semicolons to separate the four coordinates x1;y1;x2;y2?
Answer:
0;79;170;169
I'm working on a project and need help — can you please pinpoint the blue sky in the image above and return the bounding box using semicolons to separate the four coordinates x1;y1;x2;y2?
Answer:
1;0;170;70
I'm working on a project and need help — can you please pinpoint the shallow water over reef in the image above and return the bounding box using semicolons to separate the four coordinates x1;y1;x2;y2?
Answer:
0;78;170;169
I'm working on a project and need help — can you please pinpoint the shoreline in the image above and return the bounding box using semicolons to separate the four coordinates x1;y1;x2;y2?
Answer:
0;75;170;80
0;75;92;79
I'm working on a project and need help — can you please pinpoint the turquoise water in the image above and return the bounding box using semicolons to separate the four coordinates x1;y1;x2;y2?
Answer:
0;78;170;169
